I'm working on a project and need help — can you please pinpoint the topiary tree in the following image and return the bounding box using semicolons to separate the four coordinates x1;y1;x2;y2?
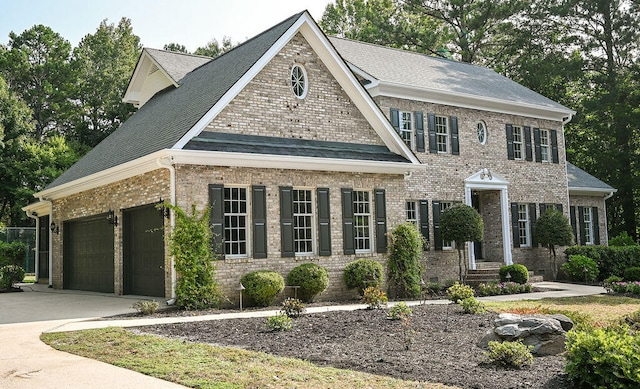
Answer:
343;258;384;295
287;263;329;302
499;264;529;284
387;222;424;299
440;203;484;283
536;208;573;280
241;270;285;307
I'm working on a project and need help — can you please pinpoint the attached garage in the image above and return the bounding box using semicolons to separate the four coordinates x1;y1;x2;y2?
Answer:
63;214;115;293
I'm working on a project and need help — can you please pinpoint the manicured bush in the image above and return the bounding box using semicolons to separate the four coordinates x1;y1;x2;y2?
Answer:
459;297;486;314
281;298;305;318
241;270;285;307
560;255;599;282
0;241;28;267
387;302;412;320
499;264;529;284
485;341;533;368
565;327;640;388
343;258;384;295
0;265;25;289
623;266;640;281
446;282;474;303
477;282;532;296
132;300;159;315
609;231;637;246
264;313;293;332
564;245;640;281
440;204;483;282
361;286;387;309
287;263;329;302
387;223;424;299
536;209;574;279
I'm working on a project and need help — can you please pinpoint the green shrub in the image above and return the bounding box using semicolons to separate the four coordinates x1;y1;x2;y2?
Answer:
618;309;640;335
387;223;423;299
560;255;599;282
132;300;159;315
485;341;533;368
499;264;529;284
425;281;444;294
343;259;384;295
477;282;532;296
446;282;474;303
565;327;640;388
459;297;486;314
0;265;25;289
287;263;329;302
0;241;28;267
241;270;285;307
281;298;305;318
361;286;387;309
623;266;640;281
440;204;483;282
609;231;637;246
264;314;293;332
564;245;640;281
387;302;412;320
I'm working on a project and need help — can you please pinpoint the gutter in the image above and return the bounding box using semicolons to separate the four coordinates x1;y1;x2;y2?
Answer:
156;157;177;300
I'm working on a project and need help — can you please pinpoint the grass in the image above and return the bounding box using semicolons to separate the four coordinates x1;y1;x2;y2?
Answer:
41;328;457;389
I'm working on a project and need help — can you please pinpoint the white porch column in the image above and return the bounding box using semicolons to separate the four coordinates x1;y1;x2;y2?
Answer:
501;188;513;265
464;186;476;270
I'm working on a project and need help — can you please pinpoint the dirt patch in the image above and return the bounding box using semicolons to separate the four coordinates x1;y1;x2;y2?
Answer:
137;304;568;389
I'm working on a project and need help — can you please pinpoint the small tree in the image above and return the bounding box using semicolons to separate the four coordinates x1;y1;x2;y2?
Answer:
536;209;573;280
387;222;424;299
440;204;484;283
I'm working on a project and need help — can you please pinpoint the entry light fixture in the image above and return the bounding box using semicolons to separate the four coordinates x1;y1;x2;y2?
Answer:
49;221;59;235
480;167;493;180
107;209;118;226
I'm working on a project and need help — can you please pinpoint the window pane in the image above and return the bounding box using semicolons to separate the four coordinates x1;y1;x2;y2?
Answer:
293;189;314;254
223;188;247;256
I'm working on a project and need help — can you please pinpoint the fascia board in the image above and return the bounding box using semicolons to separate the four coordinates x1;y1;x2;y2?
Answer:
569;187;618;196
123;50;178;105
21;201;51;215
375;82;576;122
344;62;380;88
170;149;422;175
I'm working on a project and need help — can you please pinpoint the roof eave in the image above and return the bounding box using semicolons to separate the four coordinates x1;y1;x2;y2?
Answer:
569;186;618;197
123;49;179;107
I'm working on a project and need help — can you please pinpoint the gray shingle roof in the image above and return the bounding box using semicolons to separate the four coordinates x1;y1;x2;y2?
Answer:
567;162;615;191
186;132;410;163
330;37;572;114
46;12;304;190
145;49;212;84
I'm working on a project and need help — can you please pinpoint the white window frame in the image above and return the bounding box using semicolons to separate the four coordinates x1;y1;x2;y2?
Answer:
290;64;308;99
223;186;250;258
353;190;373;254
583;207;594;245
440;201;454;250
399;111;414;150
406;201;418;226
540;129;550;162
517;204;531;248
477;121;487;145
435;115;449;153
292;188;315;256
513;126;523;160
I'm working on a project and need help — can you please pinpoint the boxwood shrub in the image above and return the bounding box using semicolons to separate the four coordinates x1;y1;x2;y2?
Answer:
623;266;640;281
0;265;25;289
287;263;329;302
241;270;285;307
560;255;599;282
499;264;529;284
564;245;640;280
343;258;383;295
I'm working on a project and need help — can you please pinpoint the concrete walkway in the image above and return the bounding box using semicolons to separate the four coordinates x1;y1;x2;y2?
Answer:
0;281;605;389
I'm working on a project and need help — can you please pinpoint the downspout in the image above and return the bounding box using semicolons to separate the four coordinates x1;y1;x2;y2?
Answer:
25;210;39;280
39;197;53;287
157;156;177;299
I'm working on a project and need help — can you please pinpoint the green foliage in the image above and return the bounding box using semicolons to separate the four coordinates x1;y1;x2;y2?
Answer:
499;264;529;284
560;255;599;282
264;314;293;332
606;281;640;295
609;232;637;247
131;300;159;315
343;258;384;295
564;246;640;280
241;270;285;307
485;341;533;368
0;241;28;267
459;297;486;314
387;223;423;299
536;209;573;279
446;282;474;303
166;204;225;310
440;204;483;282
286;263;329;302
565;327;640;388
280;298;305;318
0;264;25;289
623;267;640;282
387;302;412;320
361;286;388;309
477;282;532;296
194;36;235;57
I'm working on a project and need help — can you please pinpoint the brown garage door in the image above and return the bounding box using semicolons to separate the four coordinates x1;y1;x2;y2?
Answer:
123;204;165;297
63;214;114;293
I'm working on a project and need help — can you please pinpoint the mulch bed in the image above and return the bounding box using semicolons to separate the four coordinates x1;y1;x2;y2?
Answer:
137;304;568;389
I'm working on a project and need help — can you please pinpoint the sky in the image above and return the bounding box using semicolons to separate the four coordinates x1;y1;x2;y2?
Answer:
0;0;332;51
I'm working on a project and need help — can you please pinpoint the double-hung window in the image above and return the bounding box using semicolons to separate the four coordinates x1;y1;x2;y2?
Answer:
406;201;418;226
435;115;449;153
399;111;414;149
513;126;523;160
583;207;594;245
293;189;314;255
517;204;531;247
440;201;454;249
224;187;248;257
540;129;550;162
353;190;372;253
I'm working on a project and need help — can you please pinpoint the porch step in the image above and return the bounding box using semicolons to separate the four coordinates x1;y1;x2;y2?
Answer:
475;261;503;270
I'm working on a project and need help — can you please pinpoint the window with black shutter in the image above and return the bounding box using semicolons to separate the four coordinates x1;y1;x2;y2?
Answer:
374;189;387;253
415;111;425;152
252;185;267;258
317;188;331;256
524;126;533;161
450;116;459;155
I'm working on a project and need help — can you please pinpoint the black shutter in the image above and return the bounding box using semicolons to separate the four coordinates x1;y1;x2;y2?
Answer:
533;128;542;162
524;126;533;161
593;207;600;245
511;203;520;248
539;203;547;216
341;188;355;255
415;111;425;152
317;188;331;256
279;186;294;257
432;201;442;250
551;130;559;164
252;185;267;258
374;189;387;253
570;206;578;244
390;108;400;133
578;206;586;245
556;203;564;213
529;203;537;246
450;116;459;155
506;124;514;160
208;184;225;257
419;200;430;248
428;113;437;153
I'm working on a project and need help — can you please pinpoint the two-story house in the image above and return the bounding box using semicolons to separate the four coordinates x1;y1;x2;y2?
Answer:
23;11;615;300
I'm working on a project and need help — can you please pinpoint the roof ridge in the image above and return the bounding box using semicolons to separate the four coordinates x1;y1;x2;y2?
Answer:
145;47;213;60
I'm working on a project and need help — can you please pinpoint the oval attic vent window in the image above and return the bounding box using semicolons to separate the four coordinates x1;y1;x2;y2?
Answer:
291;64;308;99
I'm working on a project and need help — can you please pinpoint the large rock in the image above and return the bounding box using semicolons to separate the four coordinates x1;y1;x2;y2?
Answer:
477;313;573;356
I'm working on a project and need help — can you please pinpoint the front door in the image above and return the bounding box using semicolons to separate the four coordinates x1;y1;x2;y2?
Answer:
471;192;484;260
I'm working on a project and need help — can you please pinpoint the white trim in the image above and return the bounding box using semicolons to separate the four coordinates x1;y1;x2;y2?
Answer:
569;187;618;196
123;50;179;107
